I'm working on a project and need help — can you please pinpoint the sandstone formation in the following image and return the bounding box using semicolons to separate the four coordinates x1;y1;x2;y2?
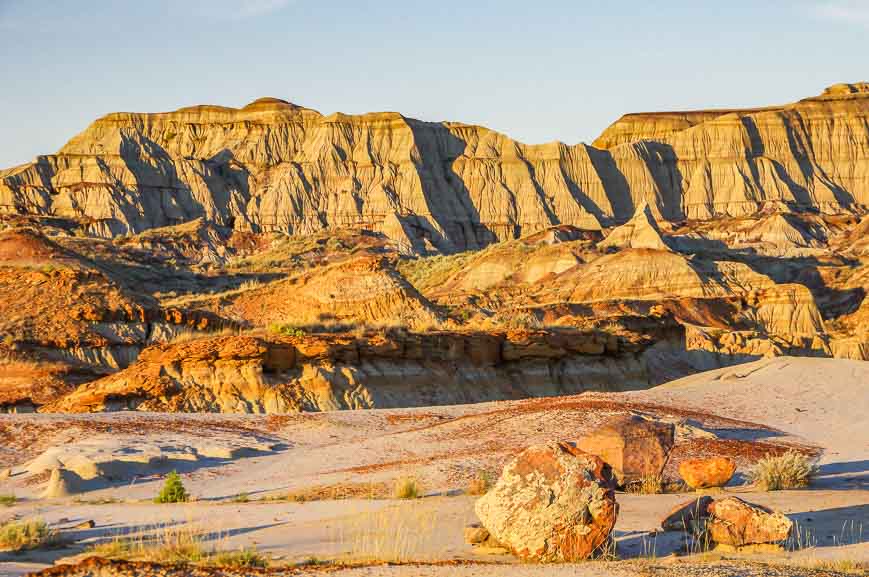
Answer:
474;442;618;562
678;456;737;489
707;497;793;547
576;415;675;485
1;84;869;415
2;85;869;250
40;331;661;413
598;201;670;251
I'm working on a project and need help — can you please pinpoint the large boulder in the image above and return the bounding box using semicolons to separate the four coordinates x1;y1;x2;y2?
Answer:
576;415;674;485
474;441;618;562
679;457;736;489
707;497;793;546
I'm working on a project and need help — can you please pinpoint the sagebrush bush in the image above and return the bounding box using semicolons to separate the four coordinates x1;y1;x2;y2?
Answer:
0;518;56;551
155;471;189;503
747;450;818;491
393;477;421;500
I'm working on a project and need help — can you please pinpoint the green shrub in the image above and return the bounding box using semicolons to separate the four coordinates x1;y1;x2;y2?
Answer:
155;471;189;504
268;323;306;337
0;494;16;507
747;450;819;491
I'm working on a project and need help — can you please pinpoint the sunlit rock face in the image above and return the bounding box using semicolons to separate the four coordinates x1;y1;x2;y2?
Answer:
2;85;868;250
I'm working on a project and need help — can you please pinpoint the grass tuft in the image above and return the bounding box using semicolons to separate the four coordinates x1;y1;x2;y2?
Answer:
393;477;421;500
0;494;16;507
625;475;664;495
746;450;818;491
0;518;57;551
208;547;269;568
466;472;492;496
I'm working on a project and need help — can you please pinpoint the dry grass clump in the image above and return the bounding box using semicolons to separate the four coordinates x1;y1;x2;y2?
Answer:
281;481;388;502
806;559;866;574
746;450;819;491
206;547;268;568
88;524;205;564
393;477;422;500
466;471;492;496
336;503;438;563
165;326;244;345
625;475;664;495
0;494;16;507
0;518;57;551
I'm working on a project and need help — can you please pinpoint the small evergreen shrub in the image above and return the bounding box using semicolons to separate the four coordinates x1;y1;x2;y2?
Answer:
155;471;189;503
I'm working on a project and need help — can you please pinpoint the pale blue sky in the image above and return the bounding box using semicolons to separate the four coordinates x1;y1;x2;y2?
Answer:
1;0;867;168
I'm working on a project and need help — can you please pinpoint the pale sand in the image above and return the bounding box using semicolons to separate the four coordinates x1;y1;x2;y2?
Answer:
1;357;866;576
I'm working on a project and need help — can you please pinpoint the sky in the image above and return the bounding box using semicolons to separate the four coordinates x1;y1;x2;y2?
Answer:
1;0;868;168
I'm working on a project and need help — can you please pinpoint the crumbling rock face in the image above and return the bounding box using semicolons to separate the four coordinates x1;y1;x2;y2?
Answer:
2;85;868;249
41;330;674;413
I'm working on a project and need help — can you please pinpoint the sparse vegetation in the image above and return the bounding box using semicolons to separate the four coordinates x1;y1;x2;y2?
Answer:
268;322;306;337
165;325;244;345
397;251;478;292
0;518;57;551
393;477;421;500
207;547;269;568
88;524;204;564
466;471;492;496
0;494;16;507
803;559;866;574
336;502;437;563
154;471;189;503
230;492;250;503
625;475;664;495
746;450;819;491
88;524;269;568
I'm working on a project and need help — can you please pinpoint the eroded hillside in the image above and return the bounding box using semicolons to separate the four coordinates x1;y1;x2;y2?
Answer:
1;84;868;251
0;84;867;413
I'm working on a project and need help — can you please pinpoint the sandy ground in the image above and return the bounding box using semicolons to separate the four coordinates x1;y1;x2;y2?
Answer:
1;357;867;576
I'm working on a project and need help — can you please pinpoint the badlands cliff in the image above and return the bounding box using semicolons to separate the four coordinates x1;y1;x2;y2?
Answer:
0;84;867;414
1;84;868;250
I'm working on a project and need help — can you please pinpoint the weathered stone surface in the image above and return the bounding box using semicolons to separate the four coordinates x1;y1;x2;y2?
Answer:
474;441;618;562
707;496;793;546
679;457;737;489
576;414;674;485
660;496;713;531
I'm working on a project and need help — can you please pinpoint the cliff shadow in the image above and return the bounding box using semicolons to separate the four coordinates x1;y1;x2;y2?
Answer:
407;120;500;251
583;145;634;225
635;141;686;221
